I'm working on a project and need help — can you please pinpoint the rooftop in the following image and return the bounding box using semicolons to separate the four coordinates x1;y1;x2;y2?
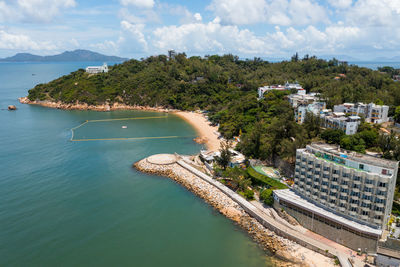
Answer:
274;189;382;236
308;142;398;170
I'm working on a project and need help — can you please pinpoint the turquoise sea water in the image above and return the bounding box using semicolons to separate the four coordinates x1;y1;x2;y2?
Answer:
0;62;270;266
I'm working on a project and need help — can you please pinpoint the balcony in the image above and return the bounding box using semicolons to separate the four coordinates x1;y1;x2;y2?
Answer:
328;203;336;208
312;195;318;200
321;185;328;190
374;219;383;224
330;188;338;193
363;199;372;205
320;191;327;197
360;215;369;221
375;210;384;216
352;188;360;193
342;177;350;182
376;203;385;208
340;184;349;189
322;178;330;183
349;211;358;217
350;203;359;208
379;187;387;192
323;170;330;175
353;180;361;185
339;207;346;212
306;185;311;190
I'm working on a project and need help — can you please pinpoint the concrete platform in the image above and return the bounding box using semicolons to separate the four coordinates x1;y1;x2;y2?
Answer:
146;154;177;165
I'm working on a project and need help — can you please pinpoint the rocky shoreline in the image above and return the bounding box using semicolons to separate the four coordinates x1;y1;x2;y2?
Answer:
134;155;334;267
18;97;174;112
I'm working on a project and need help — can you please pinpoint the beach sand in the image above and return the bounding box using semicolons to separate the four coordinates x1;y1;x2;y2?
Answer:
174;111;221;152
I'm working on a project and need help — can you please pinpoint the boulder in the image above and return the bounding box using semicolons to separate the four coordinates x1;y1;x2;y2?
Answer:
8;105;17;110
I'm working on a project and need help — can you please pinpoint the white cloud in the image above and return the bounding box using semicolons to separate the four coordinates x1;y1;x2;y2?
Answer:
207;0;267;25
346;0;400;27
0;0;76;22
207;0;328;26
152;20;273;54
0;30;56;50
328;0;352;9
121;20;148;51
194;13;202;22
120;0;154;9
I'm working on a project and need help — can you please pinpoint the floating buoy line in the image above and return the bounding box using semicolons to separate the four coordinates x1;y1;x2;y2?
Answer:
70;116;193;142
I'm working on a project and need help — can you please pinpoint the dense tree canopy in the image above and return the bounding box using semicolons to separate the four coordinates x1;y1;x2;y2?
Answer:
28;54;400;161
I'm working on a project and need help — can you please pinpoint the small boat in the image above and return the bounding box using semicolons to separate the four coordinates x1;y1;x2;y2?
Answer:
122;126;127;129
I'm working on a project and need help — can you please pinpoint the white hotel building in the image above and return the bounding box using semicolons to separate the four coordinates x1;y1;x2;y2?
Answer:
274;143;398;252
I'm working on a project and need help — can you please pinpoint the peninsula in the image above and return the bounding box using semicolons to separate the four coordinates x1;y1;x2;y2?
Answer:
20;53;400;266
0;49;128;62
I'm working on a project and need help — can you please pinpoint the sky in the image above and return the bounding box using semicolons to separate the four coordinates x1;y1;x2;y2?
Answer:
1;0;400;60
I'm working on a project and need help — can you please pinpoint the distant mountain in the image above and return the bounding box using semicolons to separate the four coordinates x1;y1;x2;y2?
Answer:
373;56;400;62
0;49;128;62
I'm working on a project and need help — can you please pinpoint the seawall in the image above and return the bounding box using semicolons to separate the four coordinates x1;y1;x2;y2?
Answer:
134;154;335;267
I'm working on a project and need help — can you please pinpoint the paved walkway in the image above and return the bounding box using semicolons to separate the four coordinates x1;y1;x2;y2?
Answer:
177;159;367;267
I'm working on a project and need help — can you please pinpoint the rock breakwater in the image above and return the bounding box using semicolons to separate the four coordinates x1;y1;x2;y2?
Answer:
134;155;334;267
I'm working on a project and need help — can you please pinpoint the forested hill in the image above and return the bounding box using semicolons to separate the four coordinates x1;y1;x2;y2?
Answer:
28;53;400;141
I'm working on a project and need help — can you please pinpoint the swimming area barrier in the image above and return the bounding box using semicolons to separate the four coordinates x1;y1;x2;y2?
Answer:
70;116;193;142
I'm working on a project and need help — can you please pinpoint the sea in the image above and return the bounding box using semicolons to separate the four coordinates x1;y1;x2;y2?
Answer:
0;62;271;266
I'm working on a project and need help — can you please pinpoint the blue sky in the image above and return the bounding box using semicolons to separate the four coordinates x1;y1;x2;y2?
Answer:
0;0;400;60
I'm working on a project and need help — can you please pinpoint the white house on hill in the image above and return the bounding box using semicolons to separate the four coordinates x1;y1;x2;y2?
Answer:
86;63;108;74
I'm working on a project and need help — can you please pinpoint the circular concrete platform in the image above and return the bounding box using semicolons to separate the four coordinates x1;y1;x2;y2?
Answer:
146;154;177;165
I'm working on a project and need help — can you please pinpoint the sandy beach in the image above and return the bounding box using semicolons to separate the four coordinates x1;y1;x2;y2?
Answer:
174;111;221;152
19;97;221;151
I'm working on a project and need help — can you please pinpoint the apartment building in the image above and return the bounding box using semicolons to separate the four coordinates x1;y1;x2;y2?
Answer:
274;143;398;252
334;102;389;124
321;112;361;135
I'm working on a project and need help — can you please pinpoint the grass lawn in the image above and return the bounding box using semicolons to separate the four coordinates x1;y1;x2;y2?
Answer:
247;166;288;189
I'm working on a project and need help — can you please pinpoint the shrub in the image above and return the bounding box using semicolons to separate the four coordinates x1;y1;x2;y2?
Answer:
243;189;254;200
260;189;274;206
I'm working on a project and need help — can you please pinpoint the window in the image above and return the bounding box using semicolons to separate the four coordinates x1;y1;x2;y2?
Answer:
375;215;382;220
375;206;384;212
350;199;359;204
353;184;361;189
324;167;330;171
341;188;349;193
362;211;369;216
379;182;387;188
364;187;373;193
332;177;338;182
308;161;313;165
361;202;371;208
316;164;321;168
350;207;358;212
362;195;372;200
382;169;387;175
341;180;348;185
351;191;360;197
377;190;386;196
354;176;361;181
333;170;339;174
314;178;320;183
365;179;374;185
359;164;364;170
